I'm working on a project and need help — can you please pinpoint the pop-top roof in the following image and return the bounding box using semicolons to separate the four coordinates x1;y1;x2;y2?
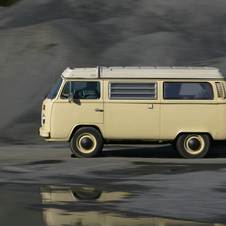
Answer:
61;66;225;79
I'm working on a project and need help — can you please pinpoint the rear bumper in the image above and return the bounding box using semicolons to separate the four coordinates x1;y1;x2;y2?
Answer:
39;127;50;138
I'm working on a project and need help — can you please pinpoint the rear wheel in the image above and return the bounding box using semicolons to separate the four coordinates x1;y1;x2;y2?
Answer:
70;127;103;158
176;134;211;159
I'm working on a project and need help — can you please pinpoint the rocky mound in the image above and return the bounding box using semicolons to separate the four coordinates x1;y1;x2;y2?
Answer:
0;0;226;143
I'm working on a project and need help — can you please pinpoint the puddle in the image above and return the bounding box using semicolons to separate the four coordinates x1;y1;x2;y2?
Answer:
0;183;225;226
0;183;46;226
40;185;226;226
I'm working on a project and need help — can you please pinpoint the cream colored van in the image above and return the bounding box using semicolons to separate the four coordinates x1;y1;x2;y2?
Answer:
39;66;226;159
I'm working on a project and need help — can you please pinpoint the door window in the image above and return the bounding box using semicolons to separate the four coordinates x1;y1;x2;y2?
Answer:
61;81;100;99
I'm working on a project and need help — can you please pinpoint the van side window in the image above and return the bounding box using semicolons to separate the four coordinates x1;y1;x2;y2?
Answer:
109;82;157;99
61;81;100;99
164;82;214;99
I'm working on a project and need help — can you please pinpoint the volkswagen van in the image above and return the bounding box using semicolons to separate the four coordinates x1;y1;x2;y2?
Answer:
39;66;226;158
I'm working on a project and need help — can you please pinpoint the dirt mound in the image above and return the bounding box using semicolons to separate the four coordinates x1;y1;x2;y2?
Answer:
99;32;209;66
0;0;226;143
0;20;93;143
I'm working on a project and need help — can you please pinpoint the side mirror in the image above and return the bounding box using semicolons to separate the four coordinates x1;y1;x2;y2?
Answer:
68;93;81;105
68;93;74;103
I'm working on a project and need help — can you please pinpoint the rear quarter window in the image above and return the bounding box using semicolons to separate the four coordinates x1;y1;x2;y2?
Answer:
164;82;214;99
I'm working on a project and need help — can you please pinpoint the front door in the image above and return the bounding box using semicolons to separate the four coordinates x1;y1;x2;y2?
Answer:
51;80;103;139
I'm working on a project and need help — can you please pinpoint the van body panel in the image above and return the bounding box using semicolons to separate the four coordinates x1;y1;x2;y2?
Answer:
104;80;160;140
104;101;160;140
160;103;218;140
50;100;103;139
216;103;226;140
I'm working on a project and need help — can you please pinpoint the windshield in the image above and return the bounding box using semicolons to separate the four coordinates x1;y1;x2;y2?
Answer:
47;77;63;99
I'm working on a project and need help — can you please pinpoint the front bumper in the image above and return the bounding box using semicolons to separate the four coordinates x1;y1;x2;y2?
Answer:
39;127;50;138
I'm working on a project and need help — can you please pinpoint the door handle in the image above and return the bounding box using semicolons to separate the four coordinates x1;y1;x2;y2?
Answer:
148;104;153;109
95;108;104;112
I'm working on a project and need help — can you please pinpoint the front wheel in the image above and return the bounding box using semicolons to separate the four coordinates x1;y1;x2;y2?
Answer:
176;134;211;159
70;127;103;158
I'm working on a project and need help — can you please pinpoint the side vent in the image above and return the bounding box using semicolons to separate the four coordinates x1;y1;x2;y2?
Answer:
215;82;224;98
109;82;157;100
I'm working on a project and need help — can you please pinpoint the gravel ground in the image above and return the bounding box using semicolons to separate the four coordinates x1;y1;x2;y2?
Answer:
1;143;226;224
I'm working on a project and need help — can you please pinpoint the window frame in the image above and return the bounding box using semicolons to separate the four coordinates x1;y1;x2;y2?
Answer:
47;77;63;100
163;82;214;100
60;81;101;100
109;81;158;100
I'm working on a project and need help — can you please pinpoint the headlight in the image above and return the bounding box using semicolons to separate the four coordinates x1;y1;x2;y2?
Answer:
43;114;45;124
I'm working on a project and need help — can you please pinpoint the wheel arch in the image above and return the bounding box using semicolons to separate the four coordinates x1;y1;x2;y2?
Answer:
69;125;104;142
173;132;213;143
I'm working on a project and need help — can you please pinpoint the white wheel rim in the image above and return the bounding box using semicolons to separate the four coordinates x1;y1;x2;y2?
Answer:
184;134;205;155
76;133;97;154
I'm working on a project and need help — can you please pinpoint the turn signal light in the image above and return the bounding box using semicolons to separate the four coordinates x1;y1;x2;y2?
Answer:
43;105;45;110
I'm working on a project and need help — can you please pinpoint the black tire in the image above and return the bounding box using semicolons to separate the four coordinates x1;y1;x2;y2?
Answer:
176;134;211;159
70;127;103;158
71;187;102;200
171;141;177;151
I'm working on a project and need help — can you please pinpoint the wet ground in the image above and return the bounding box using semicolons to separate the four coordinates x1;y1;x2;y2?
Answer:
1;143;226;225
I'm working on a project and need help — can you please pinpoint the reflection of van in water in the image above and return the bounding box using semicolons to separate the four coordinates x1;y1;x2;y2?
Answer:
39;66;226;159
40;185;225;226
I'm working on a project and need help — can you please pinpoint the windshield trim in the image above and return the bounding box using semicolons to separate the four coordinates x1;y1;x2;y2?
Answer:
47;77;63;100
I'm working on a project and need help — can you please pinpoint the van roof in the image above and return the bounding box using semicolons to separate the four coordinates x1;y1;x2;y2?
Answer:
62;66;225;79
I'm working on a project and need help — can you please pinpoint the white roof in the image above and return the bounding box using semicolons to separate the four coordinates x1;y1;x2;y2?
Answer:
62;66;225;79
62;67;98;78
